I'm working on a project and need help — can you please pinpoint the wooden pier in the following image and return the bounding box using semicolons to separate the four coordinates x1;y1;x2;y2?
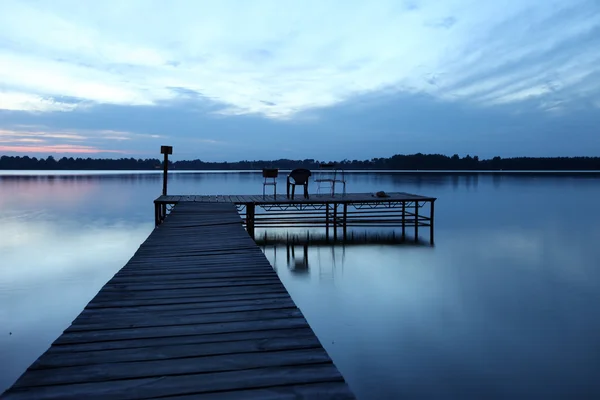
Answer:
155;192;436;244
2;202;355;399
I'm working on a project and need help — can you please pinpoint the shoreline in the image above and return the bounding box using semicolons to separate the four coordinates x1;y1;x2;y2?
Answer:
2;169;600;175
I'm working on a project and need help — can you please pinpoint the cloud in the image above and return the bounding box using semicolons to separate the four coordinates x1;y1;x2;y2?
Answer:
0;0;598;120
0;128;86;141
0;138;45;144
2;83;598;162
0;144;126;154
0;92;80;112
0;0;598;160
0;126;164;156
426;16;457;29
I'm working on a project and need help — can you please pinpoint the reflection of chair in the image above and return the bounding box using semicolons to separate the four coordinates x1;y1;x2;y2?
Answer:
262;168;278;198
287;243;309;274
315;163;346;196
287;168;311;199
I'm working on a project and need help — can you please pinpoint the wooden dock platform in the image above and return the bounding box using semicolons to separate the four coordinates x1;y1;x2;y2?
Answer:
155;192;436;244
2;202;355;399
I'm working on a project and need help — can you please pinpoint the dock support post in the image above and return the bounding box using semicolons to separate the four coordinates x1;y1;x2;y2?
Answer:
154;202;161;227
430;200;435;245
325;204;330;241
414;201;419;242
343;203;348;240
333;203;338;241
401;202;406;241
246;203;255;239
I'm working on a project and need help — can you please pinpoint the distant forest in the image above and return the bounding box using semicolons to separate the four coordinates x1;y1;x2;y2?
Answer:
1;154;600;171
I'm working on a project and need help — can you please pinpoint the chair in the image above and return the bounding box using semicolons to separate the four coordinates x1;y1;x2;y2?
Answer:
287;168;311;199
315;163;346;196
262;168;278;198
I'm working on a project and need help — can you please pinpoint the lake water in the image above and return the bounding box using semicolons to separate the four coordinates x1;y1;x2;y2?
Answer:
1;171;600;399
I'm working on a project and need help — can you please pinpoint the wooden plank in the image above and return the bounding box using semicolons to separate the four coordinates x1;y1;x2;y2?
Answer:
159;382;356;400
85;292;291;309
128;250;262;258
114;266;275;278
122;253;269;263
102;277;281;291
13;348;332;387
76;298;298;319
66;308;303;332
3;365;346;400
108;274;277;285
32;335;321;369
116;263;274;273
119;257;270;267
120;258;269;267
129;247;264;255
110;271;277;283
128;246;265;255
48;327;316;354
53;317;309;344
90;283;288;302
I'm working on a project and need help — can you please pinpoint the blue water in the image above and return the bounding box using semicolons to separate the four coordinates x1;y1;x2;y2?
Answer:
1;171;599;399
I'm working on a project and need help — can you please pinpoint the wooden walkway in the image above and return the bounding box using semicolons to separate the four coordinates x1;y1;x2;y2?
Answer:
155;192;435;205
2;203;355;399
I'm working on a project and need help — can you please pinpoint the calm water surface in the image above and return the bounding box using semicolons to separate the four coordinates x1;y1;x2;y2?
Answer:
1;171;600;399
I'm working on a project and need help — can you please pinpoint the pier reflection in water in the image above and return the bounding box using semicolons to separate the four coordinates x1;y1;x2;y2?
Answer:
261;241;346;284
257;229;423;283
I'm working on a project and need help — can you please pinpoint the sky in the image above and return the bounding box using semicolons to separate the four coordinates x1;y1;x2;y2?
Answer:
0;0;599;161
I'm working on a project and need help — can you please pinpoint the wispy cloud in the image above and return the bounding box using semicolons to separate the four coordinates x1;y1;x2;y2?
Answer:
0;126;164;155
0;128;86;141
0;0;597;119
0;144;126;154
0;92;81;112
0;138;45;143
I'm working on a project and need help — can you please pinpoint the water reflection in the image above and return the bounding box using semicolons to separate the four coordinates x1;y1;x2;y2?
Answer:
265;242;349;285
258;230;433;284
262;224;600;399
286;243;310;275
0;215;151;390
2;171;600;398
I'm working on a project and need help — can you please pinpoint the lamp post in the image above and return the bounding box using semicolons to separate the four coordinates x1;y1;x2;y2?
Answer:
160;145;173;195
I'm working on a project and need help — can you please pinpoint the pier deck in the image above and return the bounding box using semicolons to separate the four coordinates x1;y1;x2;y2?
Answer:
155;192;436;244
2;202;355;399
155;191;434;205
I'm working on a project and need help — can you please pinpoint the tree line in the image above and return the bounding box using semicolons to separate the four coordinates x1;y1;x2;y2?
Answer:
1;154;600;170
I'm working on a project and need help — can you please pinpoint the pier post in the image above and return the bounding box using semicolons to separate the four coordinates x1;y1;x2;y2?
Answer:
154;202;161;226
414;201;419;242
333;203;338;240
430;200;435;245
246;203;256;239
343;203;348;240
325;204;330;241
401;202;406;240
160;145;173;196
